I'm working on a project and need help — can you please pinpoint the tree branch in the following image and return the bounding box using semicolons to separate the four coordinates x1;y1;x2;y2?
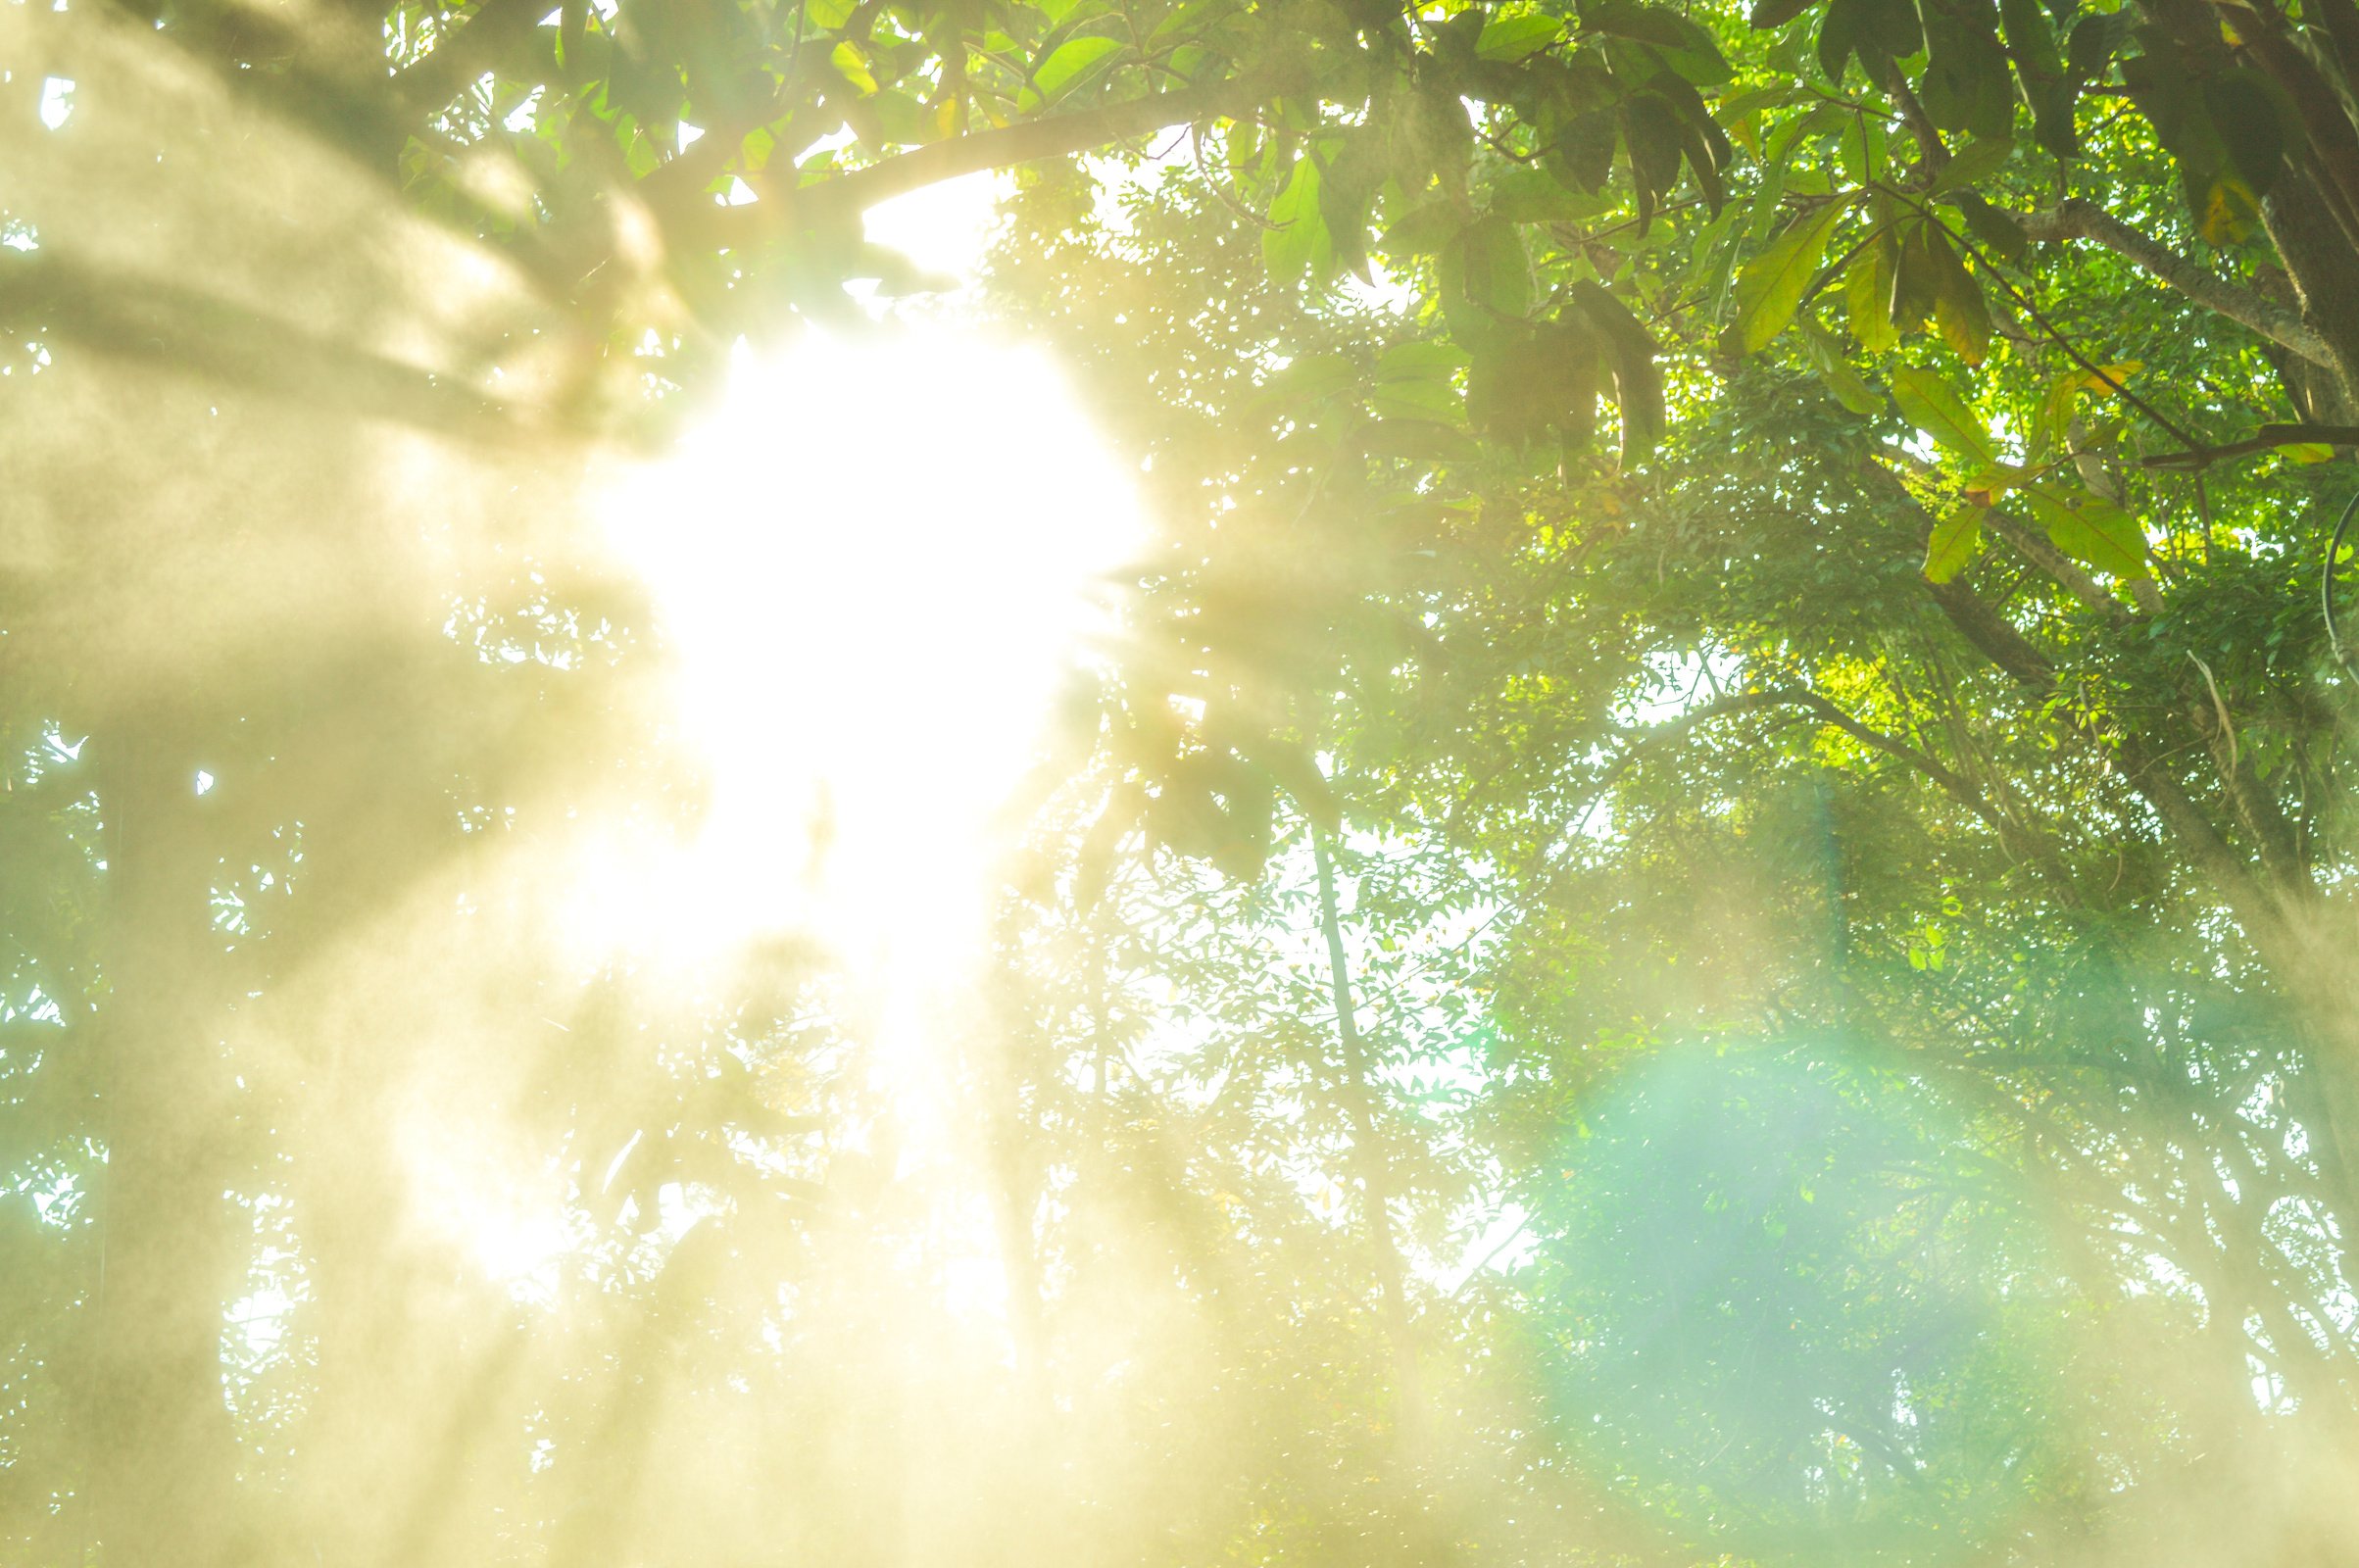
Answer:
1784;690;2013;832
1980;504;2138;622
1915;532;2311;940
1879;59;1949;174
2236;20;2359;251
2019;199;2334;367
1610;686;2011;835
2140;421;2359;469
822;74;1266;214
395;0;552;114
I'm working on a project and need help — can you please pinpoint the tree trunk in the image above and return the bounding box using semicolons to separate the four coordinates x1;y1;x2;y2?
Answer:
1312;831;1456;1566
2264;163;2359;412
84;731;248;1568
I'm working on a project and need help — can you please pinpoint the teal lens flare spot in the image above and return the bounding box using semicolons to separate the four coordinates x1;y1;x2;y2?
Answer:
1527;1037;2076;1565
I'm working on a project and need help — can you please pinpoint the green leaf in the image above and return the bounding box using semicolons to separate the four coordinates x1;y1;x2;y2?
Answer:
1469;328;1566;446
1033;34;1121;101
1998;0;2065;82
1147;0;1224;44
2202;70;2285;195
1837;111;1887;186
1488;168;1592;221
1798;319;1887;414
1947;191;2027;262
830;40;878;95
1751;0;1816;27
1262;156;1332;286
1734;200;1849;352
1445;215;1534;322
1401;82;1476;201
1924;505;1986;582
1587;0;1733;80
2066;10;2129;81
1242;739;1341;833
1927;229;1990;364
1318;130;1384;282
1583;0;1709;51
1477;11;1564;61
2023;485;2149;577
1892;364;1992;461
1620;91;1690;229
1377;339;1470;379
1547;108;1620;193
1844;229;1899;352
1919;11;2014;139
1571;281;1662;463
1926;136;2015;195
1371;339;1468;422
1358;417;1481;463
1382;200;1467;256
1818;0;1867;80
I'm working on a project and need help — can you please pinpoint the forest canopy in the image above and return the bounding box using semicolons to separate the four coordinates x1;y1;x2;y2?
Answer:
4;0;2359;1562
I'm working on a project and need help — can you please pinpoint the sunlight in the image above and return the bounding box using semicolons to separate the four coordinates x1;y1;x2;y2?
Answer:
604;328;1141;965
586;325;1144;1343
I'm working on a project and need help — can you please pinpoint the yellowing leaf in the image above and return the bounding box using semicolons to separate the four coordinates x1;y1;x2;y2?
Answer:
2281;441;2335;464
1734;201;1849;353
1962;463;2025;505
2040;360;2140;451
1929;234;1990;365
2196;172;2259;245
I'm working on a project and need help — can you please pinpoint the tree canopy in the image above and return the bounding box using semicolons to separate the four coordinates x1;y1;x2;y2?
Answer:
5;0;2359;1562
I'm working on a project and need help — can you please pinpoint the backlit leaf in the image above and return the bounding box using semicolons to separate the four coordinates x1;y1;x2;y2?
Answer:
1034;34;1121;101
1734;201;1849;353
1892;365;1991;461
1845;230;1900;352
1925;506;1985;582
1478;12;1564;61
2024;484;2150;577
1262;155;1332;286
1798;320;1886;414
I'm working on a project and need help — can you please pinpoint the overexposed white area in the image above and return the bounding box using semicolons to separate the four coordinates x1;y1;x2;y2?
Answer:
860;169;1004;287
605;330;1141;968
597;327;1143;1331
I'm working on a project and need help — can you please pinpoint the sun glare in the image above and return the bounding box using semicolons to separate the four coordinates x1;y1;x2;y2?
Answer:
605;329;1141;966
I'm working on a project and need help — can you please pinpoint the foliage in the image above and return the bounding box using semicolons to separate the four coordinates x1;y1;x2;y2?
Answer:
8;0;2359;1562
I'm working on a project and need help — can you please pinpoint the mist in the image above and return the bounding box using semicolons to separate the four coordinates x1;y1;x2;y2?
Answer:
8;4;2359;1568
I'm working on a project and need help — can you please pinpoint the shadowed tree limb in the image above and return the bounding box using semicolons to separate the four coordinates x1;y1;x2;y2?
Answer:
394;0;553;115
824;73;1269;214
2141;423;2359;469
2020;200;2334;368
